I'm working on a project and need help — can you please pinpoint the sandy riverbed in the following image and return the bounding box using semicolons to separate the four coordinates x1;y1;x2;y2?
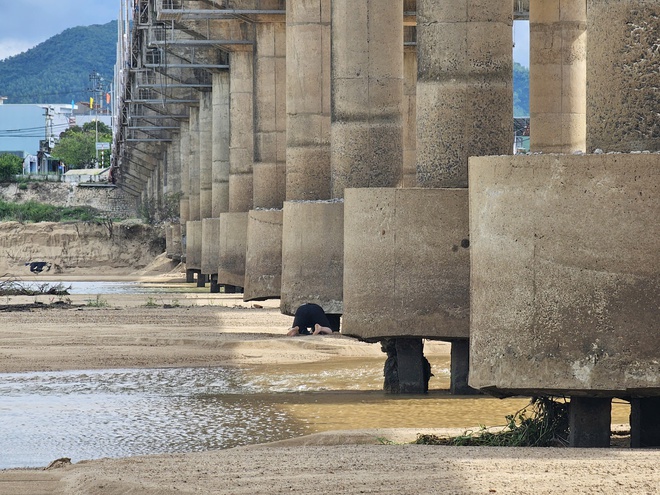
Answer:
0;266;658;494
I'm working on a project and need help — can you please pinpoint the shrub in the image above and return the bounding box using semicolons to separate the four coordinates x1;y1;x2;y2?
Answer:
0;154;23;182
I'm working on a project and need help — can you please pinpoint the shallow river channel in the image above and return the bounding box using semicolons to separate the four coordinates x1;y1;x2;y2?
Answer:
0;282;631;469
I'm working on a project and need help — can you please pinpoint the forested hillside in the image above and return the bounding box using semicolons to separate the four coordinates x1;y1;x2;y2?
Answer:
0;21;117;104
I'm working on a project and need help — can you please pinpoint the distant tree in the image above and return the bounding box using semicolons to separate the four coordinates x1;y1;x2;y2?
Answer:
0;154;23;182
513;62;530;117
51;123;111;169
82;121;111;135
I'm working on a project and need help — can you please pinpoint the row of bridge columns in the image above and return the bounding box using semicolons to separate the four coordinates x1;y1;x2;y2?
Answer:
138;0;659;448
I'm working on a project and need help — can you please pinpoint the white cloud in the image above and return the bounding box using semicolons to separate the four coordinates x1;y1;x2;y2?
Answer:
0;39;38;62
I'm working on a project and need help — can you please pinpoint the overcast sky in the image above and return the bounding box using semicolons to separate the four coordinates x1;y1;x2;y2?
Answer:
0;0;119;61
0;2;530;67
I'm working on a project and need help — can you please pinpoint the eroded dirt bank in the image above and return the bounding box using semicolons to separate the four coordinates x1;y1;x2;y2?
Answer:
0;220;163;276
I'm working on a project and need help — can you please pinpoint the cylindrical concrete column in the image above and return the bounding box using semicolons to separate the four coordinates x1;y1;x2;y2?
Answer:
586;0;660;152
286;0;332;201
253;21;286;209
529;0;586;153
229;50;254;213
212;71;230;217
167;132;181;196
188;106;201;221
179;126;190;227
401;40;418;188
331;0;404;198
416;0;512;188
199;91;213;219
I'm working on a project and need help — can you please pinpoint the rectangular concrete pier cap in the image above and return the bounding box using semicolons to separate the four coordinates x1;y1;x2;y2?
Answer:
280;200;344;316
468;153;660;396
342;188;470;341
185;220;202;271
217;212;248;289
244;208;283;302
201;218;221;278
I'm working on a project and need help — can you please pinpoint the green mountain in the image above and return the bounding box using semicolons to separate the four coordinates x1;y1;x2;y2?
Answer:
0;21;117;104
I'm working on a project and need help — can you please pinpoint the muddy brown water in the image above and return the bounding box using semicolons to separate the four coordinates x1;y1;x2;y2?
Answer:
0;281;631;469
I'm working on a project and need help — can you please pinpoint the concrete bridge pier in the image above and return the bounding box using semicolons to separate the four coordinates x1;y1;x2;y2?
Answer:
215;50;254;292
280;0;336;319
398;0;512;393
243;16;286;302
331;0;415;391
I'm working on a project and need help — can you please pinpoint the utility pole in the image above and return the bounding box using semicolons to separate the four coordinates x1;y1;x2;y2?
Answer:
89;71;105;168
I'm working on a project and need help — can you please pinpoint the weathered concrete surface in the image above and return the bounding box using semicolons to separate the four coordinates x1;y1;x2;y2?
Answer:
179;129;190;226
229;51;254;213
188;107;201;221
244;208;283;301
586;0;660;152
285;0;332;201
280;200;343;316
166;222;182;260
201;218;221;277
342;188;470;341
212;72;230;217
199;91;213;219
185;220;202;271
217;212;248;288
469;153;660;397
402;43;418;188
253;21;287;209
330;0;403;198
416;0;512;188
530;0;586;153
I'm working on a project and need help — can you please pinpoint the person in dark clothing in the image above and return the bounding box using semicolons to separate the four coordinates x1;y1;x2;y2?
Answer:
25;261;51;274
287;303;337;336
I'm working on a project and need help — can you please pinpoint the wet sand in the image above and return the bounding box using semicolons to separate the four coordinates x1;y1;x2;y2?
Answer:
0;273;658;494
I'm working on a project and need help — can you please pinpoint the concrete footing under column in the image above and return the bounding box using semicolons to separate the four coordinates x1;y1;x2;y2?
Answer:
382;338;430;394
185;269;196;284
450;339;479;395
630;397;660;448
217;212;248;288
569;397;611;448
244;209;283;302
210;275;220;293
196;272;207;287
201;218;221;290
280;200;344;316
